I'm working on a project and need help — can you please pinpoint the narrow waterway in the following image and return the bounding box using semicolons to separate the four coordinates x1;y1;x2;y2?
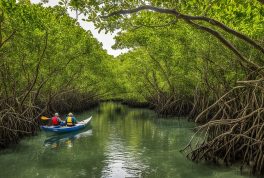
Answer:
0;103;252;178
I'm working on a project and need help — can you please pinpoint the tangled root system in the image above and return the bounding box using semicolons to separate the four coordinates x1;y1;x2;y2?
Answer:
182;78;264;175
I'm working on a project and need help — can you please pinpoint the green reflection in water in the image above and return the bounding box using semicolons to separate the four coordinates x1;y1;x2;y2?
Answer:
0;102;254;178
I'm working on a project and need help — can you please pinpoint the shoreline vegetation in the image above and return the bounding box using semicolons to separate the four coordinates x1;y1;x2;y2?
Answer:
1;0;264;176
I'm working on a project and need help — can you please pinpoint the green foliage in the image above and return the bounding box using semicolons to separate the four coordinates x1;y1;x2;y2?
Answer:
70;0;263;38
1;0;263;109
0;1;113;106
74;0;262;103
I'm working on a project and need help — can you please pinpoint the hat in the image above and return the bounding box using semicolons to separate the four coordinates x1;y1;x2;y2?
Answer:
68;112;73;116
55;113;59;116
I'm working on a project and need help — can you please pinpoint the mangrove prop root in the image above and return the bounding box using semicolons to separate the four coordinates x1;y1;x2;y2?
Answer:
147;91;192;117
0;101;40;148
183;79;264;175
0;90;100;148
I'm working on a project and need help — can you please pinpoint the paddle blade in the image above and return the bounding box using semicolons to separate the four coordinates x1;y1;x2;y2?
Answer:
41;116;50;120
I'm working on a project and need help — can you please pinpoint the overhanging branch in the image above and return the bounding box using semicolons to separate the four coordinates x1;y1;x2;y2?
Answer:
132;19;177;30
103;5;264;54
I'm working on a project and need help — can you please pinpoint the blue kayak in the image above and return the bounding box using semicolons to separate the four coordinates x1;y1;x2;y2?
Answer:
41;116;92;133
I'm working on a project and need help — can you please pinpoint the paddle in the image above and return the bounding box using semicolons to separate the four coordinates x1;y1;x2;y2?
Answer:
40;116;51;120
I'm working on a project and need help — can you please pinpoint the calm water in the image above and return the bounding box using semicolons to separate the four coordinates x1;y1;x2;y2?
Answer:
0;103;251;178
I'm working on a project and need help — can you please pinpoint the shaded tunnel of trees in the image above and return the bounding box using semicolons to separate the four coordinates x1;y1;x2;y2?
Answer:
0;0;264;176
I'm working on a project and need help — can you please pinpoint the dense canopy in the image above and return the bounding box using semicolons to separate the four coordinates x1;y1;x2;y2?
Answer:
1;0;264;175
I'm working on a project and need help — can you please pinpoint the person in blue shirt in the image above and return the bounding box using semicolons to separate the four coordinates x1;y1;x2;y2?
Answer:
65;112;78;126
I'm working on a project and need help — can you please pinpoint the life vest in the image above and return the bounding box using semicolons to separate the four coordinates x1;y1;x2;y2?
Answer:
66;117;74;126
51;116;59;125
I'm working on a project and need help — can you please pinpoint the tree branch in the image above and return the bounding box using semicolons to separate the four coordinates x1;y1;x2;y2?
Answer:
103;5;264;54
186;20;260;71
132;19;177;30
0;30;16;49
20;31;48;106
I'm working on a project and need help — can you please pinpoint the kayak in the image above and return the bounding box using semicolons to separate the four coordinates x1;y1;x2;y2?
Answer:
41;116;92;133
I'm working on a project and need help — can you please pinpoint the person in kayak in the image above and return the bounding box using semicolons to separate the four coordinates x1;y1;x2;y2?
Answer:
65;112;78;126
51;113;62;126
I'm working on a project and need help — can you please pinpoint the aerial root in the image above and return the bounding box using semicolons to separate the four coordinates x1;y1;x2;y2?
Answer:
0;99;40;148
183;78;264;175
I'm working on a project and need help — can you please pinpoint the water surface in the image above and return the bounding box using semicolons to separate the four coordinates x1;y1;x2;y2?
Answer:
0;103;251;178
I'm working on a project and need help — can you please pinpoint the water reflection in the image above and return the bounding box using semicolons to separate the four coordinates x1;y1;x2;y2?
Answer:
101;133;148;178
44;128;93;148
0;103;253;178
